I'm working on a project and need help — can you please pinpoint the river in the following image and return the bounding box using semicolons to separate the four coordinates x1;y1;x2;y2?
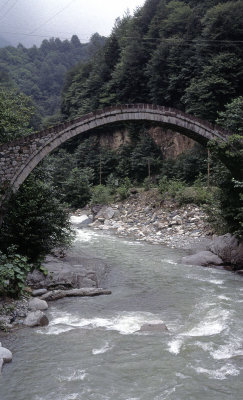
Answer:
0;228;242;400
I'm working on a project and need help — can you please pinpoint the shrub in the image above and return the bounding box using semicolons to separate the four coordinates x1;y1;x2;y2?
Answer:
116;177;131;200
158;177;186;200
0;247;31;298
0;174;73;262
90;185;113;205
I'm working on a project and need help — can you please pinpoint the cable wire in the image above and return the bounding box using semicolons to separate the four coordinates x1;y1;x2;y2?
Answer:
0;0;18;22
28;0;77;35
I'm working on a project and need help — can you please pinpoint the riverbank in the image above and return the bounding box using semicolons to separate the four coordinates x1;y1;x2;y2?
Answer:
74;188;243;270
76;188;213;250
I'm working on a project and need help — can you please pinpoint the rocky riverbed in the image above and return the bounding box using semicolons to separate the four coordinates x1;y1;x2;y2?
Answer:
76;189;213;250
74;189;243;269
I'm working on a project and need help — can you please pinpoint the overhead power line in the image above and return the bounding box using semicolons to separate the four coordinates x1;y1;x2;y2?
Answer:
29;0;77;35
0;0;18;22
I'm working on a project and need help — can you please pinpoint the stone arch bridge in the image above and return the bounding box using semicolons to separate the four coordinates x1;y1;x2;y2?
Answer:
0;103;229;205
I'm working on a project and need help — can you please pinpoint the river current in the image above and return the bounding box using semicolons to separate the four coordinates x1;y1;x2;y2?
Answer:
0;228;242;400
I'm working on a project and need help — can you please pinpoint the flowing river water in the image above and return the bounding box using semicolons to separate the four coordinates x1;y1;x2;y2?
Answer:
0;228;242;400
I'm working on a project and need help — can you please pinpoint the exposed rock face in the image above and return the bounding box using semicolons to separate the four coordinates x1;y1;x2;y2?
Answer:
149;127;195;159
28;298;48;311
96;127;195;159
182;251;223;267
98;129;130;150
209;234;243;268
23;311;49;327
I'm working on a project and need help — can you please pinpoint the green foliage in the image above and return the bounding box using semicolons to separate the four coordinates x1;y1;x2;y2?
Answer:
161;145;208;183
206;96;243;238
0;246;31;298
158;175;216;205
60;0;243;125
216;96;243;134
63;167;94;208
0;34;105;125
117;177;131;200
0;88;35;143
0;174;73;262
158;177;186;201
90;185;113;205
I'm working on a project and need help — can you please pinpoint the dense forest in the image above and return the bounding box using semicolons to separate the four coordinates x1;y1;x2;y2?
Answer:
61;0;243;121
0;33;105;126
0;0;242;296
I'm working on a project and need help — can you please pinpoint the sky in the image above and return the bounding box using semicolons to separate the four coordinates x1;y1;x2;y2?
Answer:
0;0;146;47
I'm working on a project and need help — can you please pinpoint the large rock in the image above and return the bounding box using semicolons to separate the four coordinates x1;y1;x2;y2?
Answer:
0;346;12;363
182;251;223;267
70;215;92;226
23;311;49;327
0;345;13;372
27;252;107;290
209;234;243;268
95;206;115;220
28;298;48;311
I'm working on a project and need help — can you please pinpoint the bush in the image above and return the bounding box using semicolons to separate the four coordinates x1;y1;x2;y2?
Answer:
0;174;73;262
63;167;93;208
158;176;217;205
0;247;31;298
90;185;113;205
158;177;186;200
116;177;131;200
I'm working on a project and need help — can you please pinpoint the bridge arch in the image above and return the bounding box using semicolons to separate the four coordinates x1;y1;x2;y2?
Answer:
0;104;230;200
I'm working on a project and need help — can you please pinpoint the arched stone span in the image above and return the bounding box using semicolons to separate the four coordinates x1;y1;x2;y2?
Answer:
0;103;230;198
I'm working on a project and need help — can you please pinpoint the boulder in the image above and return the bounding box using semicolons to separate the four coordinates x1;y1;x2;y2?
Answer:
209;234;243;268
138;323;168;333
23;311;49;327
95;206;115;220
0;347;12;363
182;251;223;267
28;298;48;311
70;215;92;226
26;253;106;290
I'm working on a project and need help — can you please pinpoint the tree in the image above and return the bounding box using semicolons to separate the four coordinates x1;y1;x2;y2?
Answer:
0;174;73;262
0;88;35;144
208;97;243;238
63;167;94;208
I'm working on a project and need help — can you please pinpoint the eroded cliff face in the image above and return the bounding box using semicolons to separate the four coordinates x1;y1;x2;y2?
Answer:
148;127;195;159
96;126;195;158
98;129;130;150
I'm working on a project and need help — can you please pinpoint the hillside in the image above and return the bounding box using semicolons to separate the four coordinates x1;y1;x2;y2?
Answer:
61;0;243;123
0;33;105;126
